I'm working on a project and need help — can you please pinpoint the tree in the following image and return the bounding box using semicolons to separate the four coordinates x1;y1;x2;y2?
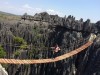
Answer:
14;50;21;58
14;36;26;45
14;36;28;50
0;45;6;58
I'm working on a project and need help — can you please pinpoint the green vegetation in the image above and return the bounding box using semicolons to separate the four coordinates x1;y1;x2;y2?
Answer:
2;64;8;69
28;43;48;59
14;50;21;57
0;45;6;58
14;36;26;44
33;27;43;42
20;44;28;49
13;36;29;58
14;36;28;50
28;46;37;57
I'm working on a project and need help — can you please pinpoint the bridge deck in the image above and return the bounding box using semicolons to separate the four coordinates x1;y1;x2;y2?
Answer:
0;41;93;64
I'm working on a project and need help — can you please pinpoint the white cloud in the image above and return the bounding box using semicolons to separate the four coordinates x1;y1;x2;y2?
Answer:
21;5;43;15
46;9;63;16
47;9;55;12
0;2;63;17
35;8;42;12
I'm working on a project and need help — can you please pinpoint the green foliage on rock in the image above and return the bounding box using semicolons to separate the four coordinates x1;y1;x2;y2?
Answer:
20;44;28;49
0;45;6;58
14;36;26;44
14;50;21;57
14;36;28;50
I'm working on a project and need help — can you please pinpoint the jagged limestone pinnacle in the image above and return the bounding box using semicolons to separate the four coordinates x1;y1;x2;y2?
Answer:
0;64;8;75
89;33;97;41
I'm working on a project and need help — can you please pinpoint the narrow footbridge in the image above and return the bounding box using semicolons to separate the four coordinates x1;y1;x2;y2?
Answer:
0;41;93;64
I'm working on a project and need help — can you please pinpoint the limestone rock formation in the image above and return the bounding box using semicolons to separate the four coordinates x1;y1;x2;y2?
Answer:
0;64;8;75
0;11;100;75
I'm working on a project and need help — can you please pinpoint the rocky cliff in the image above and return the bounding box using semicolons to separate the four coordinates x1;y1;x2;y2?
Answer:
0;64;8;75
0;12;100;75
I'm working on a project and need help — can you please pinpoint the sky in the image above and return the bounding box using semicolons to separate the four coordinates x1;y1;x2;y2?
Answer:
0;0;100;22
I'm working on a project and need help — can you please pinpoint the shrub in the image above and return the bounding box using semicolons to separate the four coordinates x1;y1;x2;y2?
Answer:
0;45;6;58
20;44;28;49
14;36;27;45
14;36;29;51
14;50;20;57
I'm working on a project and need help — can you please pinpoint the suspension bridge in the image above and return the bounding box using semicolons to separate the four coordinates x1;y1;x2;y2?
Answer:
0;41;92;64
0;33;96;64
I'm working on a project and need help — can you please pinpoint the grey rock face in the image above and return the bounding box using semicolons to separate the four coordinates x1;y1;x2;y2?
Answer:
75;35;100;75
0;64;8;75
0;12;100;75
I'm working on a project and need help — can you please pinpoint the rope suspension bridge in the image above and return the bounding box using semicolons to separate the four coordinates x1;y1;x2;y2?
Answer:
0;34;96;64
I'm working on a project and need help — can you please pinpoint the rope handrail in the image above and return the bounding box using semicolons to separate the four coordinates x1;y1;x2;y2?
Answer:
0;41;93;64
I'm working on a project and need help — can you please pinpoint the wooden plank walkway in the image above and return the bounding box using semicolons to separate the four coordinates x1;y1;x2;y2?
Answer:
0;41;93;64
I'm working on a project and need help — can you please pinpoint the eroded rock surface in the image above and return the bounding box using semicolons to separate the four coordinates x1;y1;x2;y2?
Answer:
0;64;8;75
0;12;100;75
